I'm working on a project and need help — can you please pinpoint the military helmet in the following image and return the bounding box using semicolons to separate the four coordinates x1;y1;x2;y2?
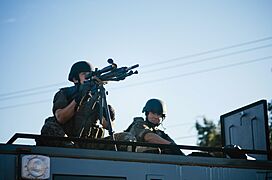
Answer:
142;98;167;117
68;61;93;82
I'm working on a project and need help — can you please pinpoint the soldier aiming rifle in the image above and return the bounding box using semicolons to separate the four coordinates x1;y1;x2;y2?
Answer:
37;59;138;149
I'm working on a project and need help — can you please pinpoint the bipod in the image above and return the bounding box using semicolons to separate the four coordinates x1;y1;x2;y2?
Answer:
96;79;118;151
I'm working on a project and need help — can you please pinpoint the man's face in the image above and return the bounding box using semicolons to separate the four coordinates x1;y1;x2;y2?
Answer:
78;72;90;84
147;111;163;125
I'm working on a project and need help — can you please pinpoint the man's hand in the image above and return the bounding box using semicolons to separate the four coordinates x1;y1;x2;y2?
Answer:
75;81;92;104
161;142;185;155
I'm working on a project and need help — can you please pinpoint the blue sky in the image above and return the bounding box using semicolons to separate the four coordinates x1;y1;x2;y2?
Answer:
0;1;272;148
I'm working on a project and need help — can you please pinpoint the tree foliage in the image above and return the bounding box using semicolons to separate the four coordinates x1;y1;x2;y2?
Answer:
195;117;221;147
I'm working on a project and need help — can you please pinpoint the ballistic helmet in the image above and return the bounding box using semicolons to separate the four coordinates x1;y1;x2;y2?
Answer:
68;61;93;82
142;98;167;117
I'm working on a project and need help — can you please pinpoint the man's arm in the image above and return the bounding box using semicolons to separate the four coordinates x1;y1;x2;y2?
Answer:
144;132;172;144
53;89;79;125
55;100;77;124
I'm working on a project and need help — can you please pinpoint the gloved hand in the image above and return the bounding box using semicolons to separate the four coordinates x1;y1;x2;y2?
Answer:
161;142;185;155
74;81;92;104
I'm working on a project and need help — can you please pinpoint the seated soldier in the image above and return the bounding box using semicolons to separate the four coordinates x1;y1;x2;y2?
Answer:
125;98;184;155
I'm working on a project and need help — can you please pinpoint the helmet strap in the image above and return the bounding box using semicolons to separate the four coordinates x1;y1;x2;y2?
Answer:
160;121;166;131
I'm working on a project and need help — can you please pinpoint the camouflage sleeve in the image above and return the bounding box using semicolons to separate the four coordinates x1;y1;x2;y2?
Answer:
129;120;153;142
52;90;69;114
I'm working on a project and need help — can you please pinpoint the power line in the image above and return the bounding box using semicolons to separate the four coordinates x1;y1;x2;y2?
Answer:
1;36;271;98
0;88;57;101
174;135;196;140
0;82;67;97
142;36;272;68
1;55;270;110
141;44;272;74
0;99;51;110
165;122;194;128
111;55;272;89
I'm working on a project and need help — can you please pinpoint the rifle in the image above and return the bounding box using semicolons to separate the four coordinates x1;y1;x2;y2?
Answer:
77;59;139;150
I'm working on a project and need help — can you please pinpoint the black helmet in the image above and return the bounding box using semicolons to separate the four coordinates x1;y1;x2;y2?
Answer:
68;61;93;82
142;98;167;117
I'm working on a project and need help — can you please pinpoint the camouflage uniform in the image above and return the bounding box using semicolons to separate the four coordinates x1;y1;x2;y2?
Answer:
101;132;137;152
126;117;184;155
126;117;175;143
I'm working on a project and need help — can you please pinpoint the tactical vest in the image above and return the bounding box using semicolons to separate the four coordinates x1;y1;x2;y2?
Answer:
59;86;104;139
